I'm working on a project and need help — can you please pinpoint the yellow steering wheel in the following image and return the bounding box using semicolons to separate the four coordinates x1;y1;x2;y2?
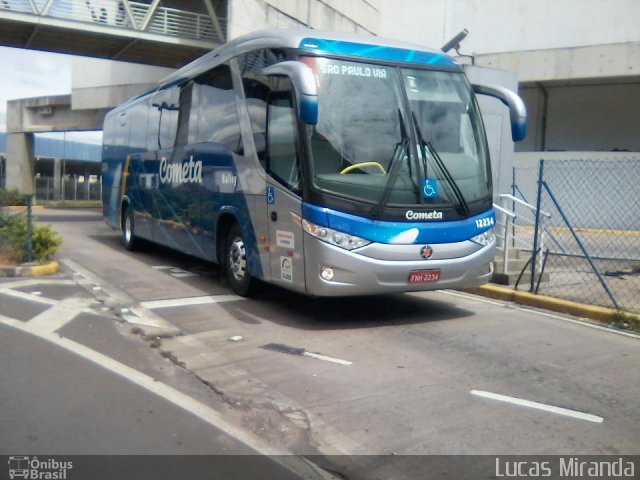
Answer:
339;162;387;175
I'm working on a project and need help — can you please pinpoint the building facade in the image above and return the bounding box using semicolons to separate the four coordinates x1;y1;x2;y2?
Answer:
380;0;640;155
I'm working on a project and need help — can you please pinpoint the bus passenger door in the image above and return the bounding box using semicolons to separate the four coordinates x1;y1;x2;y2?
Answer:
265;92;306;293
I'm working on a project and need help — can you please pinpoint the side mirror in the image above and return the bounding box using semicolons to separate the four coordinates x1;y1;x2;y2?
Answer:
262;61;318;125
472;84;527;142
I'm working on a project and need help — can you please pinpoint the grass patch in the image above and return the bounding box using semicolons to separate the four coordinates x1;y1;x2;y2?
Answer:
612;310;640;332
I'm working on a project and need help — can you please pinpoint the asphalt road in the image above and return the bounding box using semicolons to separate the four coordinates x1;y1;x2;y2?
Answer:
2;207;639;478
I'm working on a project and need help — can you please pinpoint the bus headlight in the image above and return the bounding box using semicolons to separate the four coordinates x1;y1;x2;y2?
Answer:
302;219;371;250
470;229;495;247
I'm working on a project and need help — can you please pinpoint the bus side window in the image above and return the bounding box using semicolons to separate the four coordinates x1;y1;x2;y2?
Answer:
191;63;242;153
242;77;270;166
239;49;289;168
175;81;193;147
148;88;179;151
266;91;301;194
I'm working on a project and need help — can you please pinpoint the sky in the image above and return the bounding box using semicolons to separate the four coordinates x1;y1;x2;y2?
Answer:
0;45;102;144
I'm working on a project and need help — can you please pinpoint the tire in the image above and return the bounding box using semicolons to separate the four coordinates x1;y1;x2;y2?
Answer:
225;223;255;297
122;207;138;251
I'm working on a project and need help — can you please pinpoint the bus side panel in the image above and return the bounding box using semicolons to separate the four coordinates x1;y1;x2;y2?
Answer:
127;143;264;279
125;153;154;241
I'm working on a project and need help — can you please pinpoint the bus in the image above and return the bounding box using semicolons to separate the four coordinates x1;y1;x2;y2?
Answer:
102;28;527;297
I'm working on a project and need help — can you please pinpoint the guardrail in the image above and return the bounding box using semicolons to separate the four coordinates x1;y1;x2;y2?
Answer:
0;0;226;42
493;193;550;275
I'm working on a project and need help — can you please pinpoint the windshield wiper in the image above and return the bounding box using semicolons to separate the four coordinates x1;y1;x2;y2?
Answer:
370;137;409;218
370;110;409;218
411;112;470;216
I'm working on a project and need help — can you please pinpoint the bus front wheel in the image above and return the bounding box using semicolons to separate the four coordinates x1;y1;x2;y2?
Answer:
225;224;254;297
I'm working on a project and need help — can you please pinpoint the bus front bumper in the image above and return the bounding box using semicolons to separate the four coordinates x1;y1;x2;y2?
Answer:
303;236;495;297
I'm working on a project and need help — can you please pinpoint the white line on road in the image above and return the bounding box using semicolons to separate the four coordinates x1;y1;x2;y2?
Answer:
437;289;506;306
303;351;353;366
440;290;640;340
512;305;640;340
0;315;287;456
0;288;59;306
470;389;604;423
0;279;77;291
27;301;87;334
1;314;347;476
139;295;245;310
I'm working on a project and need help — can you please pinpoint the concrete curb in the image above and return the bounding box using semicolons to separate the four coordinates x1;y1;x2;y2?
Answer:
0;261;60;278
465;284;640;324
2;205;45;212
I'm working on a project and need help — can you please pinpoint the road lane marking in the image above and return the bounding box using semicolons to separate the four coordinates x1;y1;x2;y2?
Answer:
0;279;76;290
303;351;353;366
139;295;245;310
441;290;640;340
262;343;352;366
511;305;640;340
438;289;505;306
27;302;85;333
0;313;353;475
470;389;604;423
0;315;287;456
0;288;59;306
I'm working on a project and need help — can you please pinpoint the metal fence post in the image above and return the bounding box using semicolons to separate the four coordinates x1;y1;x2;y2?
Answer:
503;214;512;273
511;166;516;248
530;159;545;292
26;195;34;263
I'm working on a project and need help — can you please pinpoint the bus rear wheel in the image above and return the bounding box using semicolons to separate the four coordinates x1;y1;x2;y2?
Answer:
225;224;255;297
122;207;138;251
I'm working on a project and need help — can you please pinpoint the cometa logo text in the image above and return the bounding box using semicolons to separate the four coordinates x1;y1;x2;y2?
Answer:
405;210;443;220
159;156;203;184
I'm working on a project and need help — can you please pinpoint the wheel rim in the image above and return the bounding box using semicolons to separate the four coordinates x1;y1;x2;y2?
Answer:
124;215;132;243
228;236;247;282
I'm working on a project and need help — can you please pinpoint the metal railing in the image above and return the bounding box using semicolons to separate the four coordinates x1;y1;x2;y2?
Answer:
1;0;226;42
493;193;550;275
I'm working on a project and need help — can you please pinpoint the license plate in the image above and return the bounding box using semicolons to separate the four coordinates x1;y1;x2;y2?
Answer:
408;269;441;284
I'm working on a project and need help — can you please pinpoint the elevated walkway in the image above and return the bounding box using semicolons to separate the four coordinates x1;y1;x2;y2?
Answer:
0;0;226;67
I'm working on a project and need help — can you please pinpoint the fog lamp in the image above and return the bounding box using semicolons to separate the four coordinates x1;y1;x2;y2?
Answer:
321;267;335;281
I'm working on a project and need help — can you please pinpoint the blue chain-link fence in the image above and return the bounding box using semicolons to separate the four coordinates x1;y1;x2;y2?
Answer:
513;158;640;314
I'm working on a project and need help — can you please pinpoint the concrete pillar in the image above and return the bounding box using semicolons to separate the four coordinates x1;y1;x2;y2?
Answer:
6;133;36;194
53;158;63;201
84;167;92;200
0;155;5;189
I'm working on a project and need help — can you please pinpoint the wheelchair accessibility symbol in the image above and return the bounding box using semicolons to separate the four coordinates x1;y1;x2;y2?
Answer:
267;186;275;204
422;178;438;199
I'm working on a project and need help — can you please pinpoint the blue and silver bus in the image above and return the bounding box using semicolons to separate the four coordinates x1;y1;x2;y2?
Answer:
102;29;526;297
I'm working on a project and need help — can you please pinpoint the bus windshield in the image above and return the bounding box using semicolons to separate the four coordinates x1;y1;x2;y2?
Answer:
303;57;491;213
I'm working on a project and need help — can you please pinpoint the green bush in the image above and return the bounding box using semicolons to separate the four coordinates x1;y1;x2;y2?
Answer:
0;188;28;206
32;225;62;262
0;213;62;264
